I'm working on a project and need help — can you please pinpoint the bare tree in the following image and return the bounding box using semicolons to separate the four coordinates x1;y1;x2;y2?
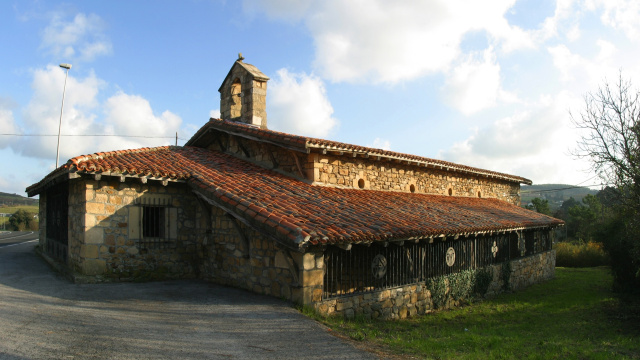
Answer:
572;73;640;213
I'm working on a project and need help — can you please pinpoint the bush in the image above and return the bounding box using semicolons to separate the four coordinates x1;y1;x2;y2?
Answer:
554;241;609;267
596;213;640;293
474;267;493;296
8;209;36;231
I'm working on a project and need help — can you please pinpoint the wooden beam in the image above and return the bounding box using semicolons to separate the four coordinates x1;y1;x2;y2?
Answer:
262;143;279;169
226;213;251;258
236;137;251;158
291;151;305;179
216;137;226;152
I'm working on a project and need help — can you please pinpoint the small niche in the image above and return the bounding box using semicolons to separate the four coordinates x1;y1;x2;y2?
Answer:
410;184;416;193
477;191;482;198
358;179;365;189
448;188;453;196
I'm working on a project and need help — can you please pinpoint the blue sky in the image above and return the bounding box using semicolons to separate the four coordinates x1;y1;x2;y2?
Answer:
2;0;640;196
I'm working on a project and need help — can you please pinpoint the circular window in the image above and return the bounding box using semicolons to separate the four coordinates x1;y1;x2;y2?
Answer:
410;184;416;193
445;247;456;267
371;254;387;279
358;178;365;189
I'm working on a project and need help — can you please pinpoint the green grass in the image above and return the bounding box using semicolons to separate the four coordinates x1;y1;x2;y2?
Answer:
311;268;640;359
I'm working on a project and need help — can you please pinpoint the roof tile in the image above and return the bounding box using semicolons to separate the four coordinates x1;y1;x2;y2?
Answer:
27;145;562;249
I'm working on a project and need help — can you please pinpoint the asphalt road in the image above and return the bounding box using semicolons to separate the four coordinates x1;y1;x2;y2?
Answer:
0;238;378;360
0;231;38;248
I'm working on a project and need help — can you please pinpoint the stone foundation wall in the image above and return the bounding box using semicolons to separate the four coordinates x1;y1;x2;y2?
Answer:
314;250;556;319
201;206;299;301
64;178;205;279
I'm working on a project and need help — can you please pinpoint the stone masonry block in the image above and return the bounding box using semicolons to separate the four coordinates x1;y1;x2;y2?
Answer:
85;227;104;245
80;245;99;259
86;202;105;214
303;269;323;287
302;253;316;270
81;259;106;275
274;251;289;269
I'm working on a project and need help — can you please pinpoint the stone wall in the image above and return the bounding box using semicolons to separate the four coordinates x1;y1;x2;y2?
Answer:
64;178;205;279
206;134;303;180
308;153;521;205
201;206;299;301
37;193;47;250
314;249;556;320
206;136;521;204
219;63;268;128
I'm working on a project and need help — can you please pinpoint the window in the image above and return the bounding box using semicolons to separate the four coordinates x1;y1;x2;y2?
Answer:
143;206;165;239
128;195;178;250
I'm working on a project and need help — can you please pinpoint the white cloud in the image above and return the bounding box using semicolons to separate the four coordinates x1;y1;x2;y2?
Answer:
11;65;182;165
442;47;517;115
369;138;391;151
548;42;619;89
209;109;221;119
16;65;102;160
588;0;640;40
0;100;18;149
267;68;338;137
245;0;533;84
41;13;112;62
101;93;182;150
439;91;591;185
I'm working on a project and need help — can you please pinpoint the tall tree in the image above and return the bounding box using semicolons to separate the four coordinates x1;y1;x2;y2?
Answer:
527;197;552;216
572;73;640;291
572;73;640;213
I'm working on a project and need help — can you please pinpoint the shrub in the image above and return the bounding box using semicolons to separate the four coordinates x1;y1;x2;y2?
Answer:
596;213;640;293
554;241;609;268
474;267;493;296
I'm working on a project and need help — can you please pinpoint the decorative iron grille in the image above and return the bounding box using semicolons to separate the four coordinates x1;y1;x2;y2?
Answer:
323;231;551;299
45;183;68;263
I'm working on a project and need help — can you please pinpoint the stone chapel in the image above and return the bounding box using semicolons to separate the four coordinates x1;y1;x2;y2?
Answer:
27;57;563;319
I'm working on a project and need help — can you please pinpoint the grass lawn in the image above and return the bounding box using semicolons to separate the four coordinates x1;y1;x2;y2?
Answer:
311;267;640;359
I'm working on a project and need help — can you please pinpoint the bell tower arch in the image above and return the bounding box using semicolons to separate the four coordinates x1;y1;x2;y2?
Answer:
218;54;270;129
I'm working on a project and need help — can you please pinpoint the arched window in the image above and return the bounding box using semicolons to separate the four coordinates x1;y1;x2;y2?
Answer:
230;78;242;119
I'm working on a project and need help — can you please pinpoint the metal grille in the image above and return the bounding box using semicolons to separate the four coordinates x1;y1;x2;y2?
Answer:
138;202;173;250
45;183;68;263
323;231;551;299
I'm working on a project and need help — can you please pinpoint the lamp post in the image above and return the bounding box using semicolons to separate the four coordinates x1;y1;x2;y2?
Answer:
55;63;72;169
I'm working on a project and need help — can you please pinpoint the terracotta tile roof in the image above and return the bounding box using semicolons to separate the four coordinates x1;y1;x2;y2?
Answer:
28;146;561;249
186;118;533;185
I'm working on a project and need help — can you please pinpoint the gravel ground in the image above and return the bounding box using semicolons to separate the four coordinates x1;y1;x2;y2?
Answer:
0;240;377;360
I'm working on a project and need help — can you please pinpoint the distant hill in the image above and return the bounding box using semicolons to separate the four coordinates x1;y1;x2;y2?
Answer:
0;192;38;207
521;184;599;210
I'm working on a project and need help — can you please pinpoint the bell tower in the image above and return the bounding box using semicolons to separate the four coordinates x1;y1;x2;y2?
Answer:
218;54;270;129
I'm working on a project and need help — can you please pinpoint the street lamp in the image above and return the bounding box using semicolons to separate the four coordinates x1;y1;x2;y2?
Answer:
55;63;72;168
